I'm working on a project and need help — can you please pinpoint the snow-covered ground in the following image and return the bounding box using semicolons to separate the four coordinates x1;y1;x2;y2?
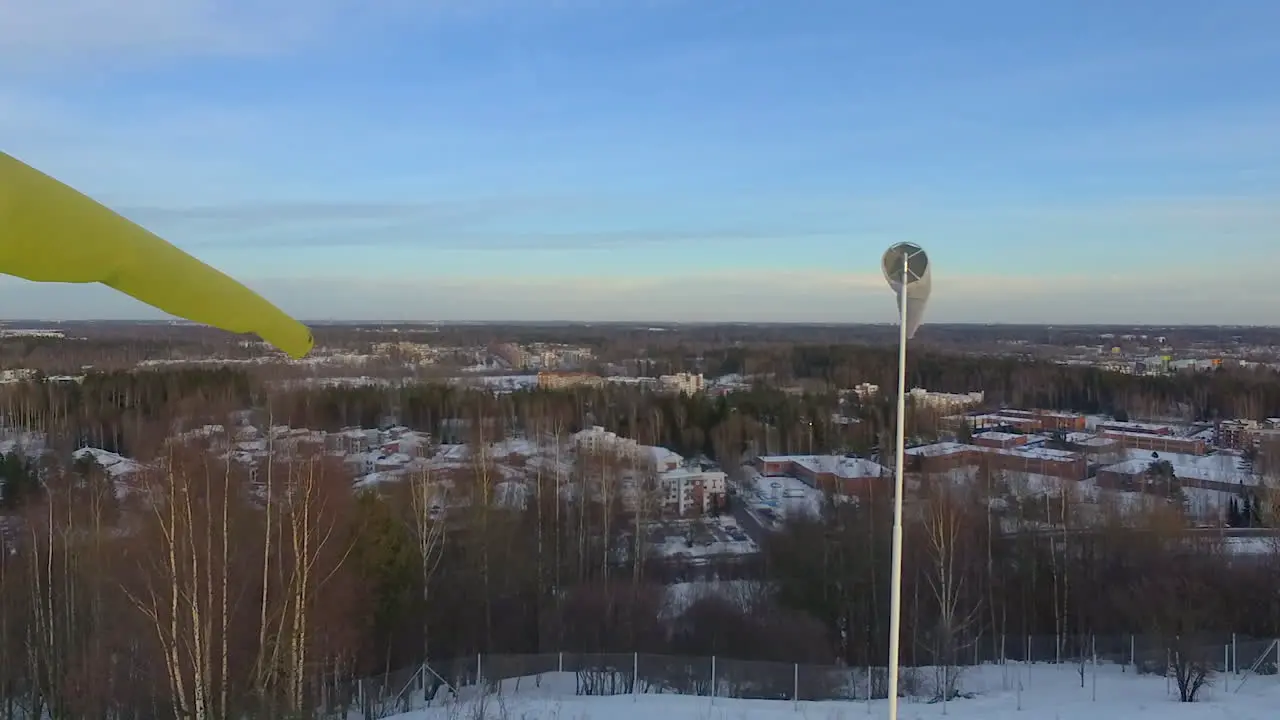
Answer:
662;580;760;617
742;465;823;522
453;374;540;392
649;517;758;562
382;662;1280;720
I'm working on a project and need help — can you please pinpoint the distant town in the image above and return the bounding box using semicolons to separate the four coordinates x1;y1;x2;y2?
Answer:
2;320;1279;717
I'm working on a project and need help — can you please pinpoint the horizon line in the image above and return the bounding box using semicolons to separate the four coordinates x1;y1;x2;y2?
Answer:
1;319;1276;329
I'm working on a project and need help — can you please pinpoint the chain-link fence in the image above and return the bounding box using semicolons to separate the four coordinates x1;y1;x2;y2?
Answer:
336;633;1280;719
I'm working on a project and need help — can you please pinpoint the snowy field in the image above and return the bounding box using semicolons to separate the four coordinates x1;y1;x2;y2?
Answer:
381;663;1280;720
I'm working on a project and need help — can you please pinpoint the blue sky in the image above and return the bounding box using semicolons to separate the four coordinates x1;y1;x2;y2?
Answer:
3;0;1279;323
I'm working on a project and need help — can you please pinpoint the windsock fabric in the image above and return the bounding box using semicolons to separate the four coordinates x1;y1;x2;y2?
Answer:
0;152;313;358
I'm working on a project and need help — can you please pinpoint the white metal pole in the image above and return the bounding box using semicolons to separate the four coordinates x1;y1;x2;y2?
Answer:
887;252;909;720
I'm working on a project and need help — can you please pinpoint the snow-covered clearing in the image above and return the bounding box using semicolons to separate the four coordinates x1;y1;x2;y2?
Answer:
383;663;1280;720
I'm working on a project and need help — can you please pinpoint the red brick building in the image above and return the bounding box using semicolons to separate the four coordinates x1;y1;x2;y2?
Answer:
904;442;1087;481
973;431;1029;449
1096;421;1177;436
1034;411;1088;432
754;455;890;495
952;409;1087;434
1100;430;1205;456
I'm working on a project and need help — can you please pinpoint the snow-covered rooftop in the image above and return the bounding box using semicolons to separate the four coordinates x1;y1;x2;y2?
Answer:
906;442;1081;463
905;441;972;457
648;445;684;468
1101;449;1253;486
1066;432;1115;447
758;454;888;479
73;447;143;477
974;431;1021;442
1096;420;1183;434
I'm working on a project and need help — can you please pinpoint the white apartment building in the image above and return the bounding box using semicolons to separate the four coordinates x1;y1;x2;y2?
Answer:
572;425;641;457
908;388;985;410
659;467;728;516
850;382;880;399
659;372;705;395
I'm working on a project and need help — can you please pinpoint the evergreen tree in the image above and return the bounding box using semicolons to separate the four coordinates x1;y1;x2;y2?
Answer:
0;450;38;510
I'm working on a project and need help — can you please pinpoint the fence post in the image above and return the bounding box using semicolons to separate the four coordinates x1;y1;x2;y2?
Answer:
1016;660;1022;711
476;653;483;689
1026;635;1032;665
558;651;564;673
866;665;872;715
710;655;716;704
1130;634;1135;670
1091;635;1097;702
792;663;798;710
633;652;639;701
1232;633;1238;674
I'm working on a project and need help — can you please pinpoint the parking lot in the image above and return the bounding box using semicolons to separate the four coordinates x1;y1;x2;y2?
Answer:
645;516;757;561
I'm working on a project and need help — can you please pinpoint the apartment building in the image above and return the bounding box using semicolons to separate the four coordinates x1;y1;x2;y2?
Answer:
536;371;604;390
328;427;380;455
1217;419;1257;450
572;425;641;458
659;372;705;395
908;388;985;410
492;342;528;369
849;382;880;399
659;467;728;516
1216;419;1280;450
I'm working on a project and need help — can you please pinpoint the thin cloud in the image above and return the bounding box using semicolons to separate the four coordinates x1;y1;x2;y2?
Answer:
1;265;1275;324
120;198;575;235
0;0;688;73
184;227;855;251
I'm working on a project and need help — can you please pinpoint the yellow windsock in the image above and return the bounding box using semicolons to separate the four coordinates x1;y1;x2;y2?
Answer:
0;152;313;359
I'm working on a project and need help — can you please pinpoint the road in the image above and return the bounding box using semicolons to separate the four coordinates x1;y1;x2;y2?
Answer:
728;493;774;545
